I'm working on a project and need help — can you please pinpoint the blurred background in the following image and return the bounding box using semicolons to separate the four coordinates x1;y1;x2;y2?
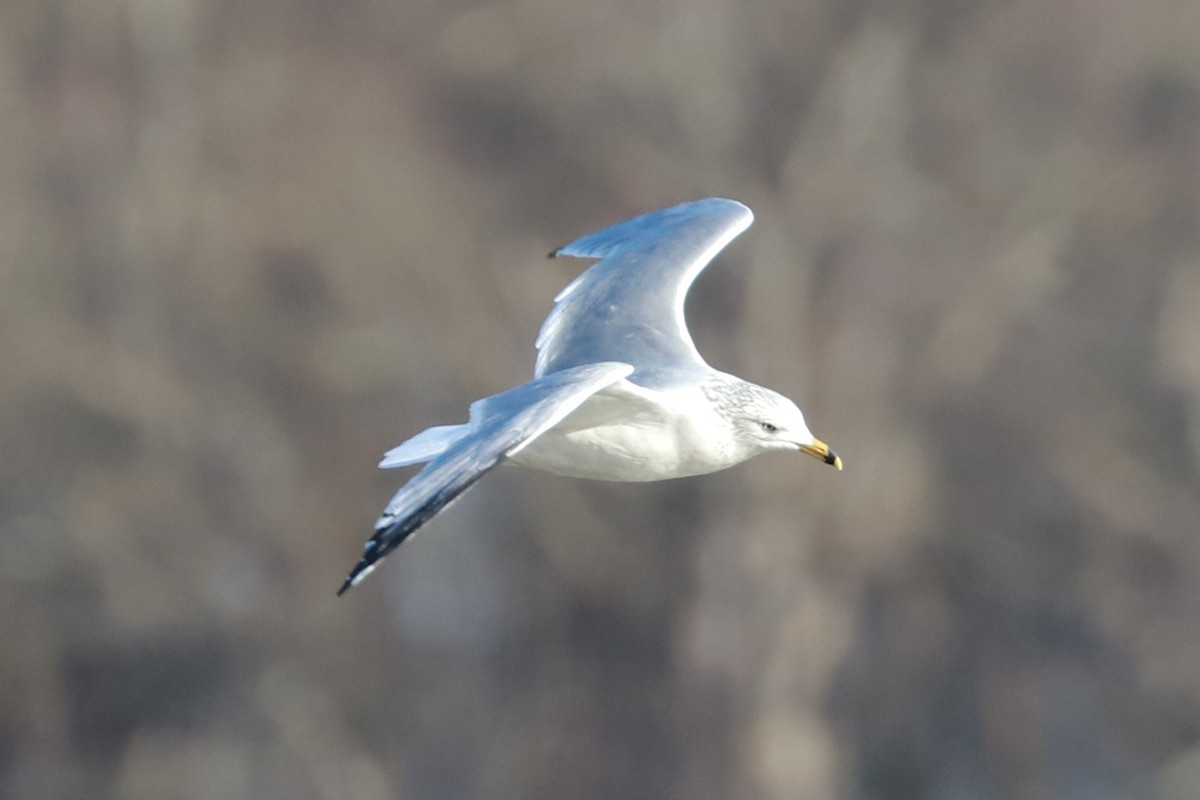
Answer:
3;0;1199;798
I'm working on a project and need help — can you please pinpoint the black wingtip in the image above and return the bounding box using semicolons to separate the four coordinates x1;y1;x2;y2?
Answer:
337;536;386;597
547;247;561;259
336;554;374;596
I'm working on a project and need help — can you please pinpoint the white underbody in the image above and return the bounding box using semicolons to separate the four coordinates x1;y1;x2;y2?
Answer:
507;378;745;481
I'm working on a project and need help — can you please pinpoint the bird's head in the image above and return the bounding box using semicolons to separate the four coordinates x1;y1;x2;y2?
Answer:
731;384;842;470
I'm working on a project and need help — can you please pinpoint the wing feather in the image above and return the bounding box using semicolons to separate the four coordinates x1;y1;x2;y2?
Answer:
338;362;634;594
536;198;753;377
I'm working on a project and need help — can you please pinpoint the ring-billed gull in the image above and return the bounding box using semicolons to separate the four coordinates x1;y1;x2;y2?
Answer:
338;198;841;595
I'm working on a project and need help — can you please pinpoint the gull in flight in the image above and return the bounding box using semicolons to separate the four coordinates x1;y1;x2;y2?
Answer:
338;198;841;595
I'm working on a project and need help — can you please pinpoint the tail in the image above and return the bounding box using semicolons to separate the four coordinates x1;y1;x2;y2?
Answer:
378;424;468;468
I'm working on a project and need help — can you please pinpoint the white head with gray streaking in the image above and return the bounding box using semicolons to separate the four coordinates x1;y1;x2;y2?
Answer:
702;375;837;464
340;199;840;594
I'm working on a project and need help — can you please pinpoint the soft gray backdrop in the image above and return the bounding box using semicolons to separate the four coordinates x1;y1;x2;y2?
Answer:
3;1;1199;798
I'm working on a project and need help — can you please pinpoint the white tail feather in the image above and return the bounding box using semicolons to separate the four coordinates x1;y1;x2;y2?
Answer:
379;424;468;468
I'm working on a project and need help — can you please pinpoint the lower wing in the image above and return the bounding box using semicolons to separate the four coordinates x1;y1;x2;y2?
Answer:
337;361;634;594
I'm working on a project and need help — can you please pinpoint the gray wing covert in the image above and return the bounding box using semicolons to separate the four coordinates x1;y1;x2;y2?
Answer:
536;198;753;377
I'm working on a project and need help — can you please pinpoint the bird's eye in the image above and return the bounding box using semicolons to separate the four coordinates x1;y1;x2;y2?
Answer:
759;421;778;433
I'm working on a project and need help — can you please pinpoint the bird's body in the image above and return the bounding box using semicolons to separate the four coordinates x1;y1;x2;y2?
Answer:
339;199;840;594
510;368;752;482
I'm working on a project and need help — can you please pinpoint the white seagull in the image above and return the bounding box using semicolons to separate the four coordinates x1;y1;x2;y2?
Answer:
338;198;841;595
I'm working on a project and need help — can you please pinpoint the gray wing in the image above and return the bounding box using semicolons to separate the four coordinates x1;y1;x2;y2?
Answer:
338;361;634;594
536;198;753;377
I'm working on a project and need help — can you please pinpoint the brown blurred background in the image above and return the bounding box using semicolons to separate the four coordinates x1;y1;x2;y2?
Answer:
3;0;1200;798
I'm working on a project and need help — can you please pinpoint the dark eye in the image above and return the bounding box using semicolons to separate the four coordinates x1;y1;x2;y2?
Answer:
759;421;778;433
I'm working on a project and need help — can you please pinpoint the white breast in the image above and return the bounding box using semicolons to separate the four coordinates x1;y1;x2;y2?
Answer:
507;379;744;481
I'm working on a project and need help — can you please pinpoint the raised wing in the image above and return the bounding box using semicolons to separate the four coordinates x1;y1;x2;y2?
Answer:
535;198;753;377
337;362;634;594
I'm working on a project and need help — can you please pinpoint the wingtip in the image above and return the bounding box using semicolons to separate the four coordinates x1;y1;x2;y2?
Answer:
547;247;561;259
336;561;376;596
336;543;381;597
